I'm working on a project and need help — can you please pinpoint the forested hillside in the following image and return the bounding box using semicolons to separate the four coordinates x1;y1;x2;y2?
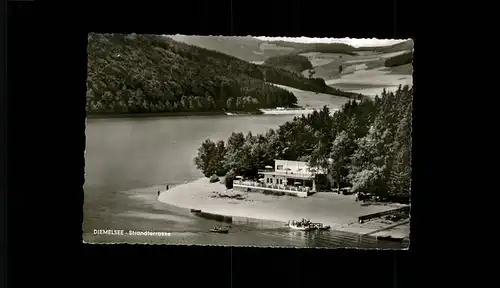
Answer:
263;54;313;74
195;85;412;203
87;33;359;115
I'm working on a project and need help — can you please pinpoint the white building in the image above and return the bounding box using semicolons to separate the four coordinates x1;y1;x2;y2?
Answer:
260;159;326;193
233;159;327;198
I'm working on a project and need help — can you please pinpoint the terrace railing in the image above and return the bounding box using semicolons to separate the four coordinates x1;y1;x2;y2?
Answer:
233;180;311;193
257;170;316;178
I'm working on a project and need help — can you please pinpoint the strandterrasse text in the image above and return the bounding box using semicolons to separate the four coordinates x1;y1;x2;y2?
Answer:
93;229;172;236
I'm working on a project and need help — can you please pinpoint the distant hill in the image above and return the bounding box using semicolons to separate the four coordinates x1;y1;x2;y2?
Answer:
166;35;295;63
167;36;360;63
267;41;357;55
87;33;360;115
355;39;414;53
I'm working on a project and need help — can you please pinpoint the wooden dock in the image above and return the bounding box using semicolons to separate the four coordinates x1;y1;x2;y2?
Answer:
363;219;410;236
358;206;409;223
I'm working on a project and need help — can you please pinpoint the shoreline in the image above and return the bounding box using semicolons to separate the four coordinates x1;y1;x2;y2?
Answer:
86;110;263;119
85;107;326;119
158;177;410;238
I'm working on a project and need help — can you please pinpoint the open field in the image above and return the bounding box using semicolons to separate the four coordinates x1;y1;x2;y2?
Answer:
325;67;412;97
259;42;296;52
301;49;413;80
299;48;413;98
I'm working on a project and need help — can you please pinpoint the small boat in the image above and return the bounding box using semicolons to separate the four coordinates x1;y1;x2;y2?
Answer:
289;222;310;231
376;235;404;242
288;219;330;231
190;209;202;213
210;226;229;234
288;220;313;231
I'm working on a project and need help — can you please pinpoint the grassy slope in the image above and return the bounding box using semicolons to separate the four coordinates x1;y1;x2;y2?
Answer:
302;49;414;81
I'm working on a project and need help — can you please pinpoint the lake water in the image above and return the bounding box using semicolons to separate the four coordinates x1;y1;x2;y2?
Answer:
84;114;408;248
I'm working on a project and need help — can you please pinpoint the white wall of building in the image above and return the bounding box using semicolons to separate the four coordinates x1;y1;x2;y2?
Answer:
274;160;326;175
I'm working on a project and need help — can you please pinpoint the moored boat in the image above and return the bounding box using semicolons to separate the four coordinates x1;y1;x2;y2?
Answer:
190;209;202;213
288;221;311;231
288;219;330;231
210;226;229;234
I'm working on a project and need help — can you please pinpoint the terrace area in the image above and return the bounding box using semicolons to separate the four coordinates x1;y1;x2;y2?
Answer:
233;179;311;198
257;169;315;180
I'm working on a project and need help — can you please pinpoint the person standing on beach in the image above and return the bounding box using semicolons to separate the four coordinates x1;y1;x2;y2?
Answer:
166;184;169;191
157;190;160;196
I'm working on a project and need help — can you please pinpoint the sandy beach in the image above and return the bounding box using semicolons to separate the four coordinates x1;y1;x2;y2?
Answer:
158;177;409;236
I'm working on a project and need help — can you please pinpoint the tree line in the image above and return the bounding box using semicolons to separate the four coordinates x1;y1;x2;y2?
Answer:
87;33;361;115
354;40;414;54
263;54;314;74
194;85;412;202
268;41;357;55
384;51;413;67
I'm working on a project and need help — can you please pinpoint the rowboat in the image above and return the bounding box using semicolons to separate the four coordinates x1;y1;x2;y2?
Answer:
190;209;202;213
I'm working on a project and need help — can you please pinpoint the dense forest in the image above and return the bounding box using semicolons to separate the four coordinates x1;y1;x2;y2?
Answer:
263;54;314;74
194;85;412;203
384;51;413;67
87;33;360;115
